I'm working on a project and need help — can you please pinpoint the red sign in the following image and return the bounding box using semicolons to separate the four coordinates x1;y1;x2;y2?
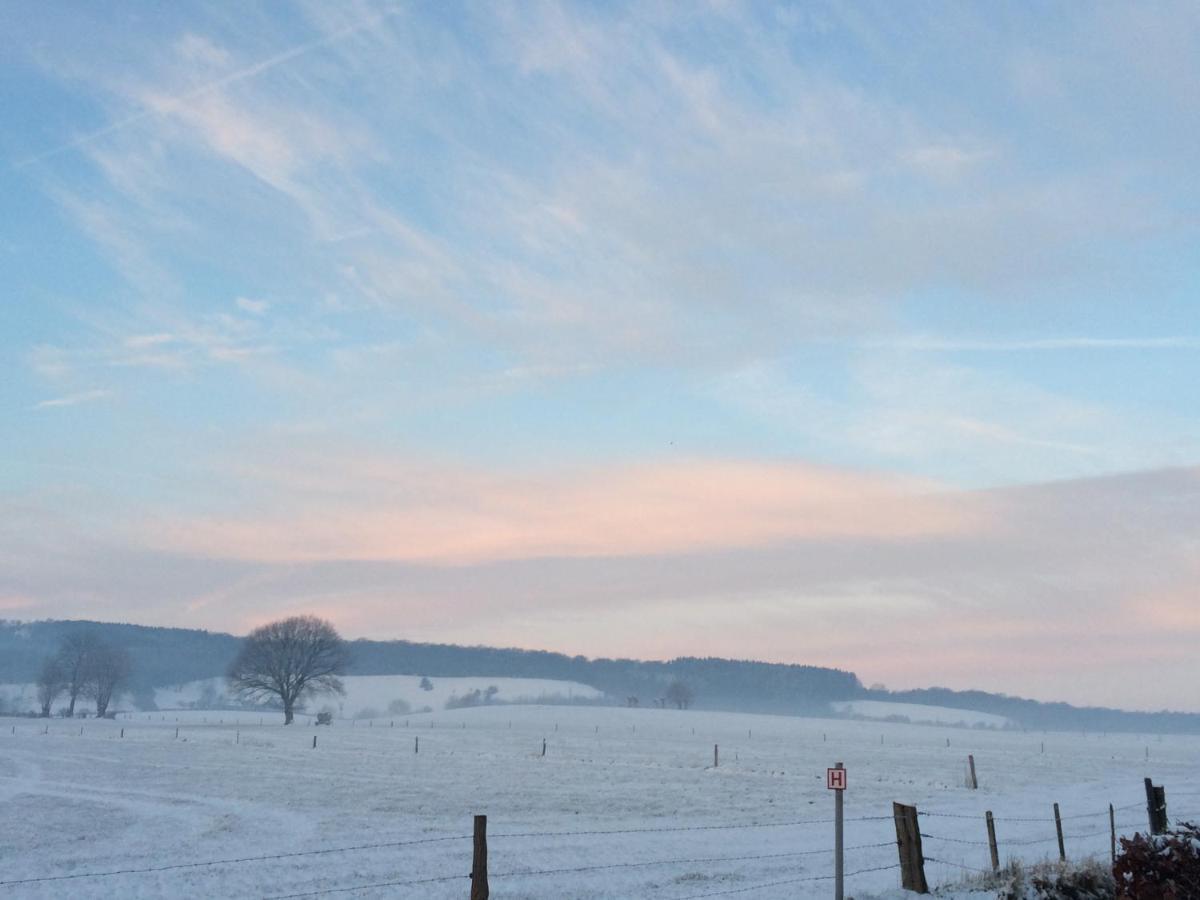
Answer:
827;767;847;790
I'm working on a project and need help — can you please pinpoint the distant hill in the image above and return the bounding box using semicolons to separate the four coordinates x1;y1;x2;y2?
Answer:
0;619;858;715
2;618;1199;732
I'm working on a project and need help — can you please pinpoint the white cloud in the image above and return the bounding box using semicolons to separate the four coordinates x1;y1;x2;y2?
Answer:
33;389;111;410
235;297;269;315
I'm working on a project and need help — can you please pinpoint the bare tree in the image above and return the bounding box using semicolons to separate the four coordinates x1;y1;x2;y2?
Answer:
87;646;131;718
227;616;349;725
665;679;694;710
57;631;102;717
36;656;67;717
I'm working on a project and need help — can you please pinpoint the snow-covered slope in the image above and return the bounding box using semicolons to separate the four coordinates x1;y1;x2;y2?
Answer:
834;699;1011;729
1;703;1192;898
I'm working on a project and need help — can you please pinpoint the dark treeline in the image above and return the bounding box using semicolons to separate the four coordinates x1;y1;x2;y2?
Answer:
351;639;861;714
3;619;1199;731
0;620;240;707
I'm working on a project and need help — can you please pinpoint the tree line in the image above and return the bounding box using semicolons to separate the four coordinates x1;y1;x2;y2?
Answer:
36;631;132;718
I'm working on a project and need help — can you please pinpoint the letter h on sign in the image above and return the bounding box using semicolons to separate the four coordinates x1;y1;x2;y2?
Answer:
827;767;847;790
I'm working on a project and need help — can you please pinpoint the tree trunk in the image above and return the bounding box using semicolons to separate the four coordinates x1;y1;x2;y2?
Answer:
68;694;77;717
40;703;50;718
284;702;294;725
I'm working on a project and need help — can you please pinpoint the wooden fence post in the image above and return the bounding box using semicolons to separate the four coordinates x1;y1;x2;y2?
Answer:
714;744;719;768
968;755;978;790
985;811;999;872
1053;803;1065;861
470;814;489;900
312;734;317;750
415;736;419;754
1145;779;1168;834
1109;803;1116;862
541;738;546;757
893;802;928;893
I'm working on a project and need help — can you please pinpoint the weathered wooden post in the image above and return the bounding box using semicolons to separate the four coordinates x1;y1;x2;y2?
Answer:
1053;803;1065;861
1109;804;1116;862
713;744;719;768
415;736;419;754
312;734;317;750
470;814;489;900
967;755;978;790
1144;778;1168;834
893;802;928;893
986;811;999;872
541;738;546;757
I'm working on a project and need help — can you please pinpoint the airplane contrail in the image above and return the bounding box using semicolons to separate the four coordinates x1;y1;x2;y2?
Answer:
14;6;400;170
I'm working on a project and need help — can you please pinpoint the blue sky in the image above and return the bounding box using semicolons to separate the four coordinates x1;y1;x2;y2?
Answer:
2;2;1199;710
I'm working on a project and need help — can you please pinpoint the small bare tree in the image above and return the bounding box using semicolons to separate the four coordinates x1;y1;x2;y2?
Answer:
36;656;67;717
665;679;694;710
57;631;102;717
227;616;349;725
87;646;131;717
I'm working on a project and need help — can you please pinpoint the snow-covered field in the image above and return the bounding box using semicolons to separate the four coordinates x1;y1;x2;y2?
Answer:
1;704;1197;899
152;674;603;720
833;700;1012;730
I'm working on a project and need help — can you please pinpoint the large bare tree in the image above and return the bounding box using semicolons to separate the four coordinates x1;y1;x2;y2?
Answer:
227;616;349;725
87;646;131;718
57;631;102;717
36;656;67;717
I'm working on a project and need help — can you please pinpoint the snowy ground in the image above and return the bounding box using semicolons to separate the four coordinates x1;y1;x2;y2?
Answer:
832;701;1012;729
152;674;603;719
1;704;1197;899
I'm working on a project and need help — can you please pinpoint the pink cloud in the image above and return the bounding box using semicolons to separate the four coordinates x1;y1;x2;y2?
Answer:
141;457;988;564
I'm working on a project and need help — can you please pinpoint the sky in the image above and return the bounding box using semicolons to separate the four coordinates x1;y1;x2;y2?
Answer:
2;1;1198;712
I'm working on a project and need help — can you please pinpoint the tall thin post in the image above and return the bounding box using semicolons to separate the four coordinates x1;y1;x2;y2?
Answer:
470;814;489;900
312;734;317;750
713;744;719;768
541;738;546;757
415;736;419;754
1109;803;1116;862
1053;803;1065;861
985;811;999;872
1145;778;1156;832
968;754;978;790
834;762;844;900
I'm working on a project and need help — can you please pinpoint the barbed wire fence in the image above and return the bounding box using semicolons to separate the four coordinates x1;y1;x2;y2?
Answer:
1;787;1195;898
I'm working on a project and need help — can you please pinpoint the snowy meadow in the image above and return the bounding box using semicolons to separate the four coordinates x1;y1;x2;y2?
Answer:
1;698;1197;899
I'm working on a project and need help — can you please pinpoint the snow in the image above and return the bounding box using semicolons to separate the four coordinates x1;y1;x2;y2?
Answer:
1;704;1197;899
151;674;603;719
834;701;1012;730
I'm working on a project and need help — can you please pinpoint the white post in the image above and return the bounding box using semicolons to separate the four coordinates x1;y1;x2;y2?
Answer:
834;761;844;900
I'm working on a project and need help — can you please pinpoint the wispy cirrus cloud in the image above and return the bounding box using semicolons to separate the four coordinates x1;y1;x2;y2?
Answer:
33;389;111;410
858;335;1200;352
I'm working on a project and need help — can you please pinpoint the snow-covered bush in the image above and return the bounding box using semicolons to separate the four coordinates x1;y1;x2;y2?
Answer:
956;858;1113;899
1113;821;1200;899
